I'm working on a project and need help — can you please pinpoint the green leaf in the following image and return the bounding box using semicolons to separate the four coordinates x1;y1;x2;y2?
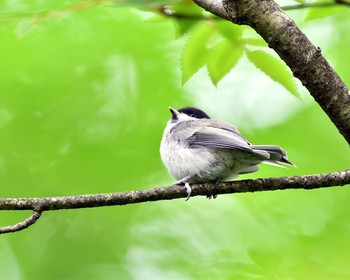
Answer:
181;22;215;83
169;0;210;37
207;40;243;86
204;21;244;85
175;19;198;37
216;20;244;44
173;0;206;14
246;50;299;97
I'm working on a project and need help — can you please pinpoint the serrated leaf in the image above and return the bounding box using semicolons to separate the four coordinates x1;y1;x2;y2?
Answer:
304;6;347;22
216;20;244;44
207;40;243;86
181;22;215;83
246;50;299;97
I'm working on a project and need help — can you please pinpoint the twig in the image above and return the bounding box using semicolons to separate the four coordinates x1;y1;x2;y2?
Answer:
0;210;42;234
158;1;350;21
283;0;350;10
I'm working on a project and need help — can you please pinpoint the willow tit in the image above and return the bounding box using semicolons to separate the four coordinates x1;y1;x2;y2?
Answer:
160;106;294;200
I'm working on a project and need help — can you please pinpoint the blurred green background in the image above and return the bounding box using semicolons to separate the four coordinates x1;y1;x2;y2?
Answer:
1;1;350;279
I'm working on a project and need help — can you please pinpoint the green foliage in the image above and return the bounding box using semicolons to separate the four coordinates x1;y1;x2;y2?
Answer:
207;40;243;85
246;50;300;97
181;22;215;83
169;0;206;35
180;19;301;93
182;21;244;85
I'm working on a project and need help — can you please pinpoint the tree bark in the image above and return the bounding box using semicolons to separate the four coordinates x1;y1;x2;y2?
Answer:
1;170;349;212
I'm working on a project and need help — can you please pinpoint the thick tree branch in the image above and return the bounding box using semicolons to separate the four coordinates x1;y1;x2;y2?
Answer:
193;0;350;145
0;170;349;233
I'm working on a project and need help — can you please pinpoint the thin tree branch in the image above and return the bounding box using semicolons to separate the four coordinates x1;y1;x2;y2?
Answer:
0;210;42;234
1;170;349;233
159;0;350;21
0;170;349;211
283;0;350;10
1;0;349;24
193;0;350;145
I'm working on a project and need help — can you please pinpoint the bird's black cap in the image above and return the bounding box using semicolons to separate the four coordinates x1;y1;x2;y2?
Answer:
177;107;211;119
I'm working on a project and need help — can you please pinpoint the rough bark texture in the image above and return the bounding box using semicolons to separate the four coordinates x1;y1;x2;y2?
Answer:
1;170;349;233
0;211;41;234
194;0;350;145
0;170;349;212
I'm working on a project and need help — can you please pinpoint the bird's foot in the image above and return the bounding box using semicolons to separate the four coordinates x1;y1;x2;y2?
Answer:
174;176;192;201
206;193;217;199
206;179;220;199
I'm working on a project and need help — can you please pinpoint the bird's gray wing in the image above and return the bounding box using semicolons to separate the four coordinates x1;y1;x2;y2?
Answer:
186;120;253;151
172;119;270;158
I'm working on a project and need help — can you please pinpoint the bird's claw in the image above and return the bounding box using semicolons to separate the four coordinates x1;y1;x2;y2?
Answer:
173;176;192;201
184;182;191;201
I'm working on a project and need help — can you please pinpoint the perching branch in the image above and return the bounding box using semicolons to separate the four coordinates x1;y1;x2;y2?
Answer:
193;0;350;145
1;170;350;233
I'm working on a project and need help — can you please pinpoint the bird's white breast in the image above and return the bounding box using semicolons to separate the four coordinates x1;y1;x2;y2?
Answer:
160;121;217;181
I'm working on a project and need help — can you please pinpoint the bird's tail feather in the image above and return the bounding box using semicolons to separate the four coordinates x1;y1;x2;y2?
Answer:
251;145;295;167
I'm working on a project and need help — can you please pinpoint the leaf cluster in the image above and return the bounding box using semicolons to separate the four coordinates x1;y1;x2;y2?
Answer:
155;0;349;95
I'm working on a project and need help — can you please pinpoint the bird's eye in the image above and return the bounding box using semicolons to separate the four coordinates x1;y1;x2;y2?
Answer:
190;114;195;117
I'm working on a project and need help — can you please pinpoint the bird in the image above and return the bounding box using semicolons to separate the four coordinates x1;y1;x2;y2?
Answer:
160;106;294;200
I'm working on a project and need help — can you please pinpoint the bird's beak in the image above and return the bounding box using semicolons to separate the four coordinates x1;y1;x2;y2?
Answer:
169;106;180;119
